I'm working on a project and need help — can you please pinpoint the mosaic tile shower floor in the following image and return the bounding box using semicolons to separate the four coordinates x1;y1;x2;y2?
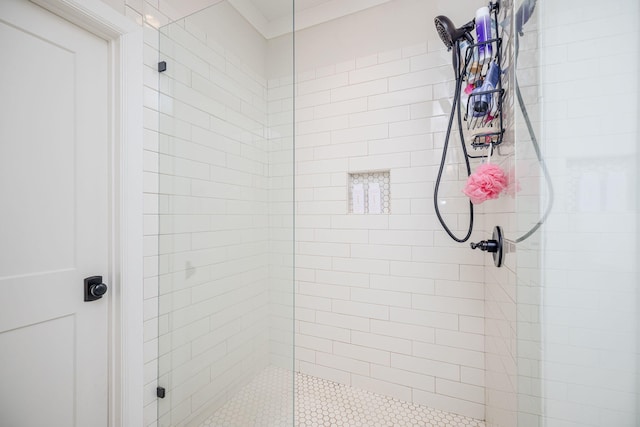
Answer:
198;366;485;427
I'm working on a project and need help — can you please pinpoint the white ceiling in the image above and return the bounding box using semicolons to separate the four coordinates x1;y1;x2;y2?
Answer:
160;0;394;39
250;0;332;22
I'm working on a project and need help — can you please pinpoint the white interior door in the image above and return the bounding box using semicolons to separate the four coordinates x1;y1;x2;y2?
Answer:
0;0;110;426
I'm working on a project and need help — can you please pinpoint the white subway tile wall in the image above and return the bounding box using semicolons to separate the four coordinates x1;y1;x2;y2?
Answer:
293;39;486;420
95;0;293;426
127;2;295;426
151;5;296;427
136;3;165;426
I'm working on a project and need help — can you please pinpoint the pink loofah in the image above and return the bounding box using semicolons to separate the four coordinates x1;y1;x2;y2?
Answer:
463;163;508;204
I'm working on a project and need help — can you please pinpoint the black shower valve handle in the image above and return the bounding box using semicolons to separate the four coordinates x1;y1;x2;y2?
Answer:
469;226;504;267
470;239;499;253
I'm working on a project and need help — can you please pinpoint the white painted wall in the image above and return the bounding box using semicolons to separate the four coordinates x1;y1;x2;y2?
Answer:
88;2;163;426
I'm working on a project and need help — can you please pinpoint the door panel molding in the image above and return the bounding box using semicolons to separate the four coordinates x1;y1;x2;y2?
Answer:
29;1;144;426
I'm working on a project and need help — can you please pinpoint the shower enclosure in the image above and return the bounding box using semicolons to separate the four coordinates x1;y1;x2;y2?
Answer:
156;2;294;425
152;0;640;426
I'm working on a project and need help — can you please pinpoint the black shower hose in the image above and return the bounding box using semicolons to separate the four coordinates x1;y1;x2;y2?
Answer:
433;43;474;243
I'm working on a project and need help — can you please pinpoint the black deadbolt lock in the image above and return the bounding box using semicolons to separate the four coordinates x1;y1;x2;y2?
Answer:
84;276;108;301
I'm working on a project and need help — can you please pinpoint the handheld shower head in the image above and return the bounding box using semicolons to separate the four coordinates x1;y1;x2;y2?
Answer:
434;15;455;49
434;15;475;50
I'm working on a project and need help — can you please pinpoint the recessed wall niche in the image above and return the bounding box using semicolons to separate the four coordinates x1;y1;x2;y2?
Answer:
348;170;390;214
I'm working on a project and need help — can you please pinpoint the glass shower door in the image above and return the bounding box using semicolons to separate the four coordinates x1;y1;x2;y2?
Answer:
514;0;640;425
156;2;294;426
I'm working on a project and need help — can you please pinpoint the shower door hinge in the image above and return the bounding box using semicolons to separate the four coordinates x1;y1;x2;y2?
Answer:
158;61;167;72
157;386;166;399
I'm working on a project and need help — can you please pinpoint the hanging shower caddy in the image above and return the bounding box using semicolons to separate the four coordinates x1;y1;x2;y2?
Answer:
432;0;507;245
462;1;504;150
